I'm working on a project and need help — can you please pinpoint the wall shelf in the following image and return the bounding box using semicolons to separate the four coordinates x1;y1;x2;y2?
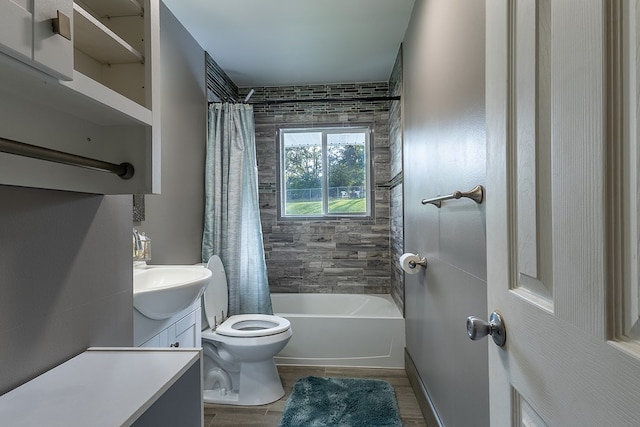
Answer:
74;3;144;65
61;71;153;125
0;54;150;127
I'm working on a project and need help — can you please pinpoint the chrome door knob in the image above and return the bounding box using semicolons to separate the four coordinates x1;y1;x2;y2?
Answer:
466;311;506;347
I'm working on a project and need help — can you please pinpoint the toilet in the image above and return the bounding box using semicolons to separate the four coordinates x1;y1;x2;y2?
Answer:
201;255;292;405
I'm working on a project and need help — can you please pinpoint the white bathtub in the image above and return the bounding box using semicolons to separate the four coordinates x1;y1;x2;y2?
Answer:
271;293;405;368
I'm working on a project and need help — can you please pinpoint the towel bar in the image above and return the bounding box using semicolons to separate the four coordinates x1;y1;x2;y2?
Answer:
0;136;134;179
421;185;484;208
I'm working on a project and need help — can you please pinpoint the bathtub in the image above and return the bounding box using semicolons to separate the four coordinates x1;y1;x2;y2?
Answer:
271;293;405;368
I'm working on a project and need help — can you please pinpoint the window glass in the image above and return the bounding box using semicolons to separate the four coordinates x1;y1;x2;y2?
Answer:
327;132;367;214
282;132;323;215
280;127;370;218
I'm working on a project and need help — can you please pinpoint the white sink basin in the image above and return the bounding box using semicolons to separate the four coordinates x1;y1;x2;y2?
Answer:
133;265;211;320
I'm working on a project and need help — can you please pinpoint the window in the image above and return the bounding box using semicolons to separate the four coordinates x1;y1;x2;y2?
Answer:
279;126;372;218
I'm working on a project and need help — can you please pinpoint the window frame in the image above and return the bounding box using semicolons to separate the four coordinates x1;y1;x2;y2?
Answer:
276;124;374;220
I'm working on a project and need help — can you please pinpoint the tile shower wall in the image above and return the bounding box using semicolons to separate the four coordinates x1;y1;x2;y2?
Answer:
206;52;239;102
389;48;404;313
243;84;392;294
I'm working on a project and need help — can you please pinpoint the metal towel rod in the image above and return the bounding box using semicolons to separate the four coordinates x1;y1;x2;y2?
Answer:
421;185;484;208
0;136;134;179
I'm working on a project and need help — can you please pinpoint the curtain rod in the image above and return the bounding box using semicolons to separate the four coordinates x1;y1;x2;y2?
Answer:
0;136;134;179
207;95;400;105
251;95;400;105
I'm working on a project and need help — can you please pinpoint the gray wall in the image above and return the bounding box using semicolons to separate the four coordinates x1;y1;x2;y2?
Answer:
0;187;132;395
402;0;489;426
136;3;207;264
243;84;393;295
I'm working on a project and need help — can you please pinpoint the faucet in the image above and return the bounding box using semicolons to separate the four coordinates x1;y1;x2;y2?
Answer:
133;228;143;256
133;228;151;261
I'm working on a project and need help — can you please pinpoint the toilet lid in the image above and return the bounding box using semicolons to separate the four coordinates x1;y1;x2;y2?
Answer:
215;314;291;337
204;255;228;329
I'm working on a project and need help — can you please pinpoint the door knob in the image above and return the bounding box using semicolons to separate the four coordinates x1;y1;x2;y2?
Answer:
466;311;506;347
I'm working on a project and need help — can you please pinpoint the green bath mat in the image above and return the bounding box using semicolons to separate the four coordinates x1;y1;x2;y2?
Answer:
279;376;403;427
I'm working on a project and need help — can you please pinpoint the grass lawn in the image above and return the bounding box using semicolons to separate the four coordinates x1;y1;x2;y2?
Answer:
286;198;365;215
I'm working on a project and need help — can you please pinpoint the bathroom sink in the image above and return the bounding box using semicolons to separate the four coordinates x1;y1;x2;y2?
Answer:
133;265;211;320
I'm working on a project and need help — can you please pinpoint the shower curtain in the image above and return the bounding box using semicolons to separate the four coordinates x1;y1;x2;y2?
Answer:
202;103;273;315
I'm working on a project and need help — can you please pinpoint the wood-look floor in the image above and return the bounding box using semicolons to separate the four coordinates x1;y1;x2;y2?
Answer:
204;365;435;426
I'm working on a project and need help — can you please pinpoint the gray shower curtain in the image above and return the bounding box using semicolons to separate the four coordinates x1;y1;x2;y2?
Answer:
202;103;273;315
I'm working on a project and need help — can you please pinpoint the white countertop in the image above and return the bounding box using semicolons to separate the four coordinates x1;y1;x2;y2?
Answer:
0;347;201;427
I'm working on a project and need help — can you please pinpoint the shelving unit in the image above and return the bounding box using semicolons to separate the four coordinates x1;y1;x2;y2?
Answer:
0;0;160;194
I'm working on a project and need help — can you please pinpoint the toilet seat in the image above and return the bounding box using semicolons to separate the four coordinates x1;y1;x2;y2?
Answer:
215;314;290;338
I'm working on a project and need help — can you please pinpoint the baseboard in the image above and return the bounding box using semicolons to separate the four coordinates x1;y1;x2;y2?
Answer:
404;348;443;427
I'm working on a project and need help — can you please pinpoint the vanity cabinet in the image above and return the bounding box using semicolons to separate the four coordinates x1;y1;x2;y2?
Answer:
136;301;202;348
0;0;160;194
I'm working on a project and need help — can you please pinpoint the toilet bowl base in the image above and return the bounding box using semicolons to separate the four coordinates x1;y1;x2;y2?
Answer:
203;388;240;404
203;359;284;406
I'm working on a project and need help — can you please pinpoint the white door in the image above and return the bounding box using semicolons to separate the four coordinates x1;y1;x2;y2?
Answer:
485;0;640;425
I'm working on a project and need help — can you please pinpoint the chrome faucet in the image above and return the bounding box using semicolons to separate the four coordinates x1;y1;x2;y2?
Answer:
133;228;143;254
133;228;151;261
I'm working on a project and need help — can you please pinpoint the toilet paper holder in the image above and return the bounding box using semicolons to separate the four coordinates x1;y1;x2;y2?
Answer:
408;255;428;269
400;252;428;274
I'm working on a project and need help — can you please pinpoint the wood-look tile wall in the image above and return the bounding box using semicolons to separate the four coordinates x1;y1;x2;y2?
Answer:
389;47;404;313
242;84;393;295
